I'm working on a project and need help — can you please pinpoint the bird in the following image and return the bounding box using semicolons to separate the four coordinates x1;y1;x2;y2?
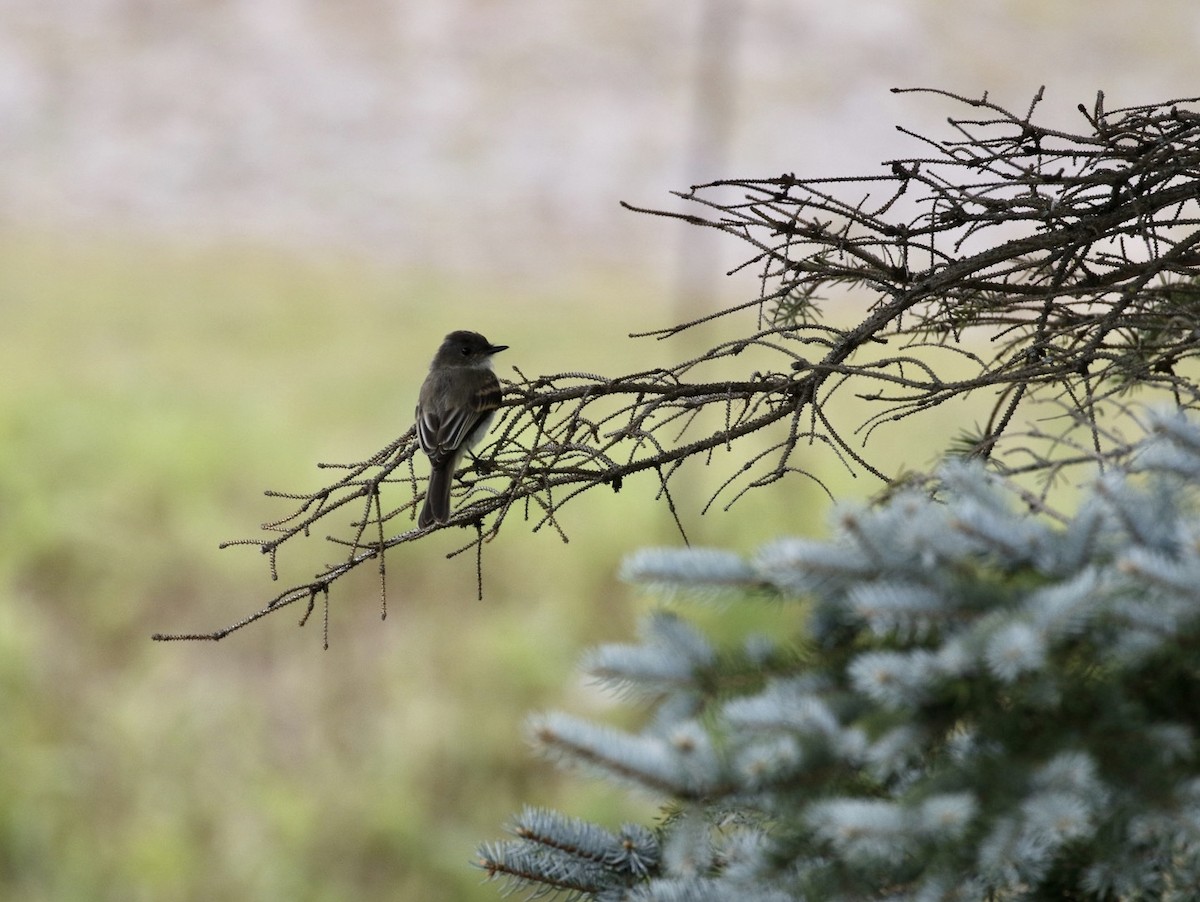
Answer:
415;330;507;528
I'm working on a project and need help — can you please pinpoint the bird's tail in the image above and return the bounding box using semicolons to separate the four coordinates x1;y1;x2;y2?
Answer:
419;461;453;528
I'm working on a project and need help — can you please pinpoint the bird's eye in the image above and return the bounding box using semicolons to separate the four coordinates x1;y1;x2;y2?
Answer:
460;347;471;356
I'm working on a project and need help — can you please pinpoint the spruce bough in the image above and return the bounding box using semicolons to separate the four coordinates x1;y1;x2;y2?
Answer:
481;412;1200;901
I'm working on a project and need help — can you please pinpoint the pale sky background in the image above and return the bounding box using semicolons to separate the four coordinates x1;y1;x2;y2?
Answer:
3;0;1200;287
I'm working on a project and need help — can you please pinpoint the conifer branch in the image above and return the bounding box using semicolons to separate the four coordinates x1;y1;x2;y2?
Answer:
482;409;1200;900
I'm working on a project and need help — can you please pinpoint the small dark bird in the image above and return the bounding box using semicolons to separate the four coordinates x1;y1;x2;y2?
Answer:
416;330;507;528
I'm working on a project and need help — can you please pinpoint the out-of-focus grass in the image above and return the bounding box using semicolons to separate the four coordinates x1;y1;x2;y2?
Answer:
0;230;976;899
0;231;844;901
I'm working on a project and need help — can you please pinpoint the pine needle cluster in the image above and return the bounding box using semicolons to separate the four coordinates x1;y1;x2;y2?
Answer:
480;411;1200;901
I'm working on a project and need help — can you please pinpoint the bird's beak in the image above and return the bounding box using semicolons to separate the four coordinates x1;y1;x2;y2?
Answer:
489;343;509;354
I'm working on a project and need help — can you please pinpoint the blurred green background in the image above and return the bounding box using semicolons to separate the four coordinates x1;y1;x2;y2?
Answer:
5;1;1200;899
0;232;847;901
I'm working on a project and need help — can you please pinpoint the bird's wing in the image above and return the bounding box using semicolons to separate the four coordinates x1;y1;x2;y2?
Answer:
417;371;502;458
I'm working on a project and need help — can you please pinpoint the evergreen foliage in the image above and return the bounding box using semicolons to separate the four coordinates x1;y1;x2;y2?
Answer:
479;411;1200;900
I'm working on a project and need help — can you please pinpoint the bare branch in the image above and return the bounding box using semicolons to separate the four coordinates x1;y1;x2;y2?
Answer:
154;88;1200;644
